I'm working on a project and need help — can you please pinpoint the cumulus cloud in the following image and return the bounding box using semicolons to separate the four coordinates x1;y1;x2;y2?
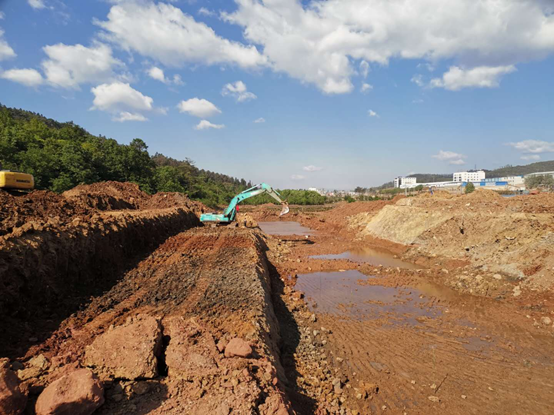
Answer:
0;28;16;61
0;68;44;87
28;0;46;10
113;111;148;122
506;140;554;154
91;82;154;115
42;43;122;89
521;155;541;161
432;150;466;165
368;109;379;118
291;175;306;181
147;67;184;85
303;165;323;172
198;7;215;17
430;65;516;91
361;83;373;93
221;80;257;102
177;98;221;118
224;0;554;94
96;1;267;69
194;120;225;130
253;117;265;123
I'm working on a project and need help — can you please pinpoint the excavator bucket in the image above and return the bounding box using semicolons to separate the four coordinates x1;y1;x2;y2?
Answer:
279;203;290;217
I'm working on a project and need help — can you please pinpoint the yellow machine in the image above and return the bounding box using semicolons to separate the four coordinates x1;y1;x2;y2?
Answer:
0;171;35;191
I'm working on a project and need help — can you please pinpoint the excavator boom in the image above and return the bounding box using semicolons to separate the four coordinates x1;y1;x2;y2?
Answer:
200;183;289;224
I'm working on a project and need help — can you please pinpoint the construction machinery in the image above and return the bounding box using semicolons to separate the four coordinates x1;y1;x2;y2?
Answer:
200;183;289;224
0;170;34;191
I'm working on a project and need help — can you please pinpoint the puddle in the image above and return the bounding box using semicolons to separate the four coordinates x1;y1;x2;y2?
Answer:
310;247;421;269
296;270;441;324
258;221;316;236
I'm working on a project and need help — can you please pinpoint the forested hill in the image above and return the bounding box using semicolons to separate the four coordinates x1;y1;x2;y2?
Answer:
0;104;249;207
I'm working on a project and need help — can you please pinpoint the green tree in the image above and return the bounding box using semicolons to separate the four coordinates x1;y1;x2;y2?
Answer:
465;182;475;194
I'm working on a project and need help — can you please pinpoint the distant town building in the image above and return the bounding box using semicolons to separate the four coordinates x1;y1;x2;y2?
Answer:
308;187;324;195
453;170;485;182
524;171;554;180
394;176;417;188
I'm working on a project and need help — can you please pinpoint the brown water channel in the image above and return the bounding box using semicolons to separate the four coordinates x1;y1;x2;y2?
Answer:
296;270;442;324
310;247;421;269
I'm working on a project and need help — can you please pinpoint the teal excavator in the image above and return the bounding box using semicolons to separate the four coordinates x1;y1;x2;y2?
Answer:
200;183;289;224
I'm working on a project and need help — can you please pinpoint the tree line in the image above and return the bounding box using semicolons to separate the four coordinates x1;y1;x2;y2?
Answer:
0;105;248;207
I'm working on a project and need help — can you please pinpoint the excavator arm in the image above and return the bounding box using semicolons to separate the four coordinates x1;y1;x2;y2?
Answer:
200;183;289;224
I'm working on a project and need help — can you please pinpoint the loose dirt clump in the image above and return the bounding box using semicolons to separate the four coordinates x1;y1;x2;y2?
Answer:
62;181;148;210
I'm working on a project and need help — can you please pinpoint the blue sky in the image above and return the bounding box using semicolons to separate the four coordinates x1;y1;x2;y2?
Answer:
1;0;554;189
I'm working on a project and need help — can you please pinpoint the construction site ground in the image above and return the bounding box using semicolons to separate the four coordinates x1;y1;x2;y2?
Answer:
1;185;553;414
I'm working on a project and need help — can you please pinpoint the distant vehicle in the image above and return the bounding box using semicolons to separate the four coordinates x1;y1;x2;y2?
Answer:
0;170;35;191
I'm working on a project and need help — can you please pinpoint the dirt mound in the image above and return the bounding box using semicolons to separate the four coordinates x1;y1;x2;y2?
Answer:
466;188;504;202
139;192;202;212
0;190;91;236
62;181;148;210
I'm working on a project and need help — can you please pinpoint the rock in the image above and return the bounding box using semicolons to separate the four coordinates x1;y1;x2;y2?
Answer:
258;393;290;415
428;396;440;402
130;381;149;396
493;274;502;280
165;319;219;378
310;314;317;322
224;338;253;358
513;286;522;297
0;363;28;415
35;369;104;415
461;395;467;399
84;315;162;380
292;291;304;300
28;355;49;371
541;317;552;326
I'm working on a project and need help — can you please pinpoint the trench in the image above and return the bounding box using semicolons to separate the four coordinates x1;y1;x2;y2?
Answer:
0;207;200;357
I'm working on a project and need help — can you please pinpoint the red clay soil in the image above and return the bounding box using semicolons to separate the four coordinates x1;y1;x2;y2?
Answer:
16;227;291;414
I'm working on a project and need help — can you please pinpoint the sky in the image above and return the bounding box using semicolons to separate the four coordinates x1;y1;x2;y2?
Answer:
1;0;554;189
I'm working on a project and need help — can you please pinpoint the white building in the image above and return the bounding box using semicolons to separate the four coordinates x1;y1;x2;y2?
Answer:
394;176;417;188
453;170;485;183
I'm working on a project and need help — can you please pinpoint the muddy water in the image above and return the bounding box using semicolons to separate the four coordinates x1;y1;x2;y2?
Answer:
310;247;421;269
296;270;441;323
258;221;316;236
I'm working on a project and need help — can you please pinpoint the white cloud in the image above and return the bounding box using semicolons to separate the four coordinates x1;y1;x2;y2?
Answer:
291;174;306;181
0;28;16;61
0;68;44;87
96;1;267;69
224;0;554;94
430;65;516;91
147;66;167;83
113;112;148;122
91;82;154;115
172;74;184;86
506;140;554;154
521;155;541;161
28;0;46;10
194;120;225;130
221;80;257;102
361;83;373;93
42;43;122;89
432;150;466;165
303;165;323;172
411;74;424;87
359;60;370;78
198;7;215;17
147;67;184;86
0;12;5;19
412;98;424;104
368;109;379;118
177;98;221;118
253;117;265;123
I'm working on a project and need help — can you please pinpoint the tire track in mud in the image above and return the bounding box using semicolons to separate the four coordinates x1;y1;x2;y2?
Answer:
318;312;554;414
